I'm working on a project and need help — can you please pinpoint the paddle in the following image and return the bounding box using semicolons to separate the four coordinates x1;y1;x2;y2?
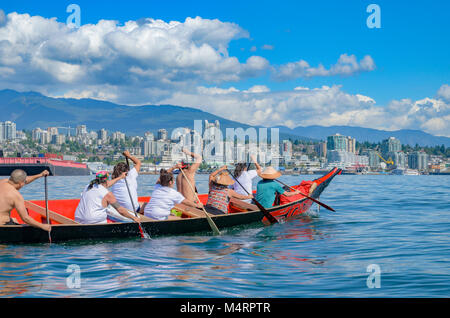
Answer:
226;168;278;224
124;155;149;239
44;174;51;243
179;168;221;236
274;179;336;212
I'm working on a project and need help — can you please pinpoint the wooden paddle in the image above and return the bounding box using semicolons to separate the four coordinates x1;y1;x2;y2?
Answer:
44;175;52;243
226;168;278;224
179;168;221;236
124;155;149;239
275;179;336;212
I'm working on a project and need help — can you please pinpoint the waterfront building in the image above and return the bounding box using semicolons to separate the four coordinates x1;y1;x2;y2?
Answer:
388;151;407;168
315;142;327;158
408;151;428;170
327;134;348;151
381;137;402;155
346;136;356;153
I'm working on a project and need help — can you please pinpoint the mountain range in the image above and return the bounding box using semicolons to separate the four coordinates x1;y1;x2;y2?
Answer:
0;89;449;147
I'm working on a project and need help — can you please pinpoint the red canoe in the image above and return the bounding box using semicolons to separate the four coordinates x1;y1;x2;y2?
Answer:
0;168;340;244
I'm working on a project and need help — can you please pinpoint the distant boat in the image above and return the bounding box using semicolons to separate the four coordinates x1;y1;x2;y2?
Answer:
0;154;90;176
391;168;420;175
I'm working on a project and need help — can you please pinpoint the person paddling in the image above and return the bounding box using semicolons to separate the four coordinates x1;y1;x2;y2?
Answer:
255;167;301;209
231;155;262;203
204;166;253;215
110;151;142;213
176;148;202;204
75;171;140;224
144;164;204;221
0;169;51;232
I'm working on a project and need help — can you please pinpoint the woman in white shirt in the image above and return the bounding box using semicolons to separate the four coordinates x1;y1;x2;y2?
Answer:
144;164;203;221
75;171;140;224
110;151;141;213
231;155;262;203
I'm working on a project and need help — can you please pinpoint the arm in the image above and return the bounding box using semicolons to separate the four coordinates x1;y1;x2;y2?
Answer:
25;170;49;185
283;190;301;197
105;192;140;222
182;148;202;174
181;199;204;209
123;151;141;173
228;189;253;200
209;165;228;183
167;162;182;174
250;155;262;176
14;195;51;231
106;172;127;188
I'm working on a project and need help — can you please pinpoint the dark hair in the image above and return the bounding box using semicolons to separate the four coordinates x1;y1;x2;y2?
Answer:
159;169;174;187
87;178;106;190
233;163;247;178
112;162;129;179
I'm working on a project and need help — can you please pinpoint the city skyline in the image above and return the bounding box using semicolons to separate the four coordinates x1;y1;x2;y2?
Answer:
1;119;448;174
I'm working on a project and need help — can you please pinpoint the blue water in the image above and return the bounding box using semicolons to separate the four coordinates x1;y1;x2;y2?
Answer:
0;174;449;297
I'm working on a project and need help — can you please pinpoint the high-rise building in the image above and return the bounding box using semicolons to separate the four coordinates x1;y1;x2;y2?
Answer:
76;125;87;137
346;136;356;153
315;142;327;158
0;122;4;141
381;137;401;155
3;121;16;140
366;150;381;168
144;132;154;141
408;151;428;170
327;134;347;151
112;131;126;141
98;129;108;142
32;128;44;141
47;127;59;137
157;129;168;141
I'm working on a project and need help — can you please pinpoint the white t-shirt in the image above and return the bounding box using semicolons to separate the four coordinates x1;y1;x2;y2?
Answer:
144;184;185;221
110;167;139;212
75;184;109;224
231;170;258;203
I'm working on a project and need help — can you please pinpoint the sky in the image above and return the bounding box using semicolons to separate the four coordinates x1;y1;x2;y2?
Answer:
0;0;449;136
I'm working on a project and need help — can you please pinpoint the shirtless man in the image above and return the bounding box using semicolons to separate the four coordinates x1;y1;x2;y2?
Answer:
176;148;202;203
0;169;51;232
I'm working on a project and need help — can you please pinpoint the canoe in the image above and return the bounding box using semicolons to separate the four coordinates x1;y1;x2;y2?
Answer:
0;168;341;244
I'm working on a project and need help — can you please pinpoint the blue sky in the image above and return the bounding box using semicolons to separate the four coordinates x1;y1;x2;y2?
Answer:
0;1;449;135
2;0;449;104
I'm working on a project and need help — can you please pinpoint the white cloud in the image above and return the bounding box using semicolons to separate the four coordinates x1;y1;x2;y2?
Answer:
160;84;450;137
0;9;5;27
437;84;450;101
261;44;274;50
273;54;376;81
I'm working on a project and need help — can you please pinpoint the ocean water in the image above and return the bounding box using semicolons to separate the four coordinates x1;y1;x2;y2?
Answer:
0;174;449;297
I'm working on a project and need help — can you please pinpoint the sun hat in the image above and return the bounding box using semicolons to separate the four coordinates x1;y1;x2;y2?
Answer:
212;171;235;186
95;170;110;181
260;166;282;180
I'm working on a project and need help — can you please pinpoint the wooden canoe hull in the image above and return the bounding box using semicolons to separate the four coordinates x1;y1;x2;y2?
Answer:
0;168;340;244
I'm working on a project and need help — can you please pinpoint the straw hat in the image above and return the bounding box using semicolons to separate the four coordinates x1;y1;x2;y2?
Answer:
212;171;235;186
260;166;282;180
